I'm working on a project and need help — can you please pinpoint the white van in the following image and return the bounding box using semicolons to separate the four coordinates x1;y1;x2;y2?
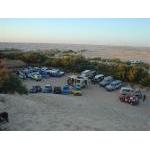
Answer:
67;75;90;88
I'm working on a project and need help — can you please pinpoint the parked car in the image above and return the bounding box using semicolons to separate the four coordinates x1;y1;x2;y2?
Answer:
47;69;64;77
80;70;96;79
120;87;134;95
41;67;48;71
29;86;42;93
18;71;26;79
99;76;114;87
27;72;33;78
92;74;104;83
72;85;82;96
53;86;62;94
105;80;122;91
119;94;139;105
30;73;42;81
120;87;146;100
62;84;71;94
89;71;97;79
134;89;146;99
33;67;41;72
40;70;49;78
42;84;52;93
19;74;26;80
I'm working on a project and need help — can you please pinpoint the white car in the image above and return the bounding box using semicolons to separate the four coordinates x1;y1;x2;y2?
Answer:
120;87;134;95
94;74;104;82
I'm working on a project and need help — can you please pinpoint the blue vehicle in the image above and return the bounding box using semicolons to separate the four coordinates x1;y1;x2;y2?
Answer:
99;76;114;87
105;80;122;91
72;85;82;96
39;70;49;78
29;86;42;93
42;84;52;93
62;84;71;94
75;85;81;90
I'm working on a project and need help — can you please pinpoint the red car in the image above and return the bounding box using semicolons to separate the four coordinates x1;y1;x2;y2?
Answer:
119;95;139;105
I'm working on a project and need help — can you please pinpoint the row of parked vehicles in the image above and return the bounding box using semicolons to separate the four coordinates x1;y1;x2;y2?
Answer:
74;70;122;91
74;69;146;106
29;84;82;96
17;66;65;81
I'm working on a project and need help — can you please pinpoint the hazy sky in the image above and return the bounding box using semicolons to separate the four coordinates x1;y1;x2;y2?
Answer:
0;18;150;46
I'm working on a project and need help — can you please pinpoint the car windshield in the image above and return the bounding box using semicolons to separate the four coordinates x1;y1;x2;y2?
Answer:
111;83;116;86
104;79;110;82
104;77;112;81
64;87;69;90
45;86;50;88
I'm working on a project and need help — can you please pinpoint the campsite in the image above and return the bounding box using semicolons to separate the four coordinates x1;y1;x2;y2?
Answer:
0;67;150;130
0;48;150;130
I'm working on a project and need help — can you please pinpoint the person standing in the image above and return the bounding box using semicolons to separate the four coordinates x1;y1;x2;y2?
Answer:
143;94;146;102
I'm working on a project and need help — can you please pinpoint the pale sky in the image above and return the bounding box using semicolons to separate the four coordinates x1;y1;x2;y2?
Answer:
0;18;150;46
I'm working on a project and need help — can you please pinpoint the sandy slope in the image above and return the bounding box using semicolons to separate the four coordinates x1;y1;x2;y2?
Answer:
83;49;150;63
0;76;150;131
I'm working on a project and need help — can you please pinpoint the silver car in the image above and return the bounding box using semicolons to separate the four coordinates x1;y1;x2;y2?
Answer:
105;80;122;91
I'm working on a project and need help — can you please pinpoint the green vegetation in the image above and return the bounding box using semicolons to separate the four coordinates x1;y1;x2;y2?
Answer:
0;49;150;87
0;60;28;94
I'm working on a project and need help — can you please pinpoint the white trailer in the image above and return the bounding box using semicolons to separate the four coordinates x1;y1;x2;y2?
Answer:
67;75;90;88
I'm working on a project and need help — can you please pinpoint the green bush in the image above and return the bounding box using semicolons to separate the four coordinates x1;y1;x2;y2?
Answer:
0;74;28;94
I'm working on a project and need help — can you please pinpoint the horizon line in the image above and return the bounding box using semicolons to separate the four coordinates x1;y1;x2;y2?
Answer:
0;41;150;48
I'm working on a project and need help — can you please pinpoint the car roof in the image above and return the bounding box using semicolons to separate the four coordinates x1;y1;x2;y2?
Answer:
104;76;113;79
111;80;122;84
45;84;51;86
81;70;91;73
68;75;78;79
95;74;104;78
121;87;133;90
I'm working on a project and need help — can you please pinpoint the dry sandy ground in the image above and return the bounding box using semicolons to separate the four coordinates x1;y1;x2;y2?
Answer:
1;43;150;63
83;49;150;63
0;76;150;131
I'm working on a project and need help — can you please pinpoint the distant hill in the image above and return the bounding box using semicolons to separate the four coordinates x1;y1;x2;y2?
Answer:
0;48;21;54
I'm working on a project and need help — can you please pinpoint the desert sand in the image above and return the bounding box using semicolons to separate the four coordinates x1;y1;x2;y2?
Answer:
0;43;150;63
82;47;150;63
0;75;150;131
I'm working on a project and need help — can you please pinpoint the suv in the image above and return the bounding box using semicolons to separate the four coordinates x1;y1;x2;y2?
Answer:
93;74;104;83
120;87;134;95
62;84;71;94
99;76;114;87
53;86;62;94
42;84;52;93
29;86;42;93
80;70;96;79
105;80;122;91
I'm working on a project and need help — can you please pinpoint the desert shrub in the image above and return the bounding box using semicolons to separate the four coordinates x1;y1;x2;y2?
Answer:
20;52;47;65
1;50;150;87
0;67;28;94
